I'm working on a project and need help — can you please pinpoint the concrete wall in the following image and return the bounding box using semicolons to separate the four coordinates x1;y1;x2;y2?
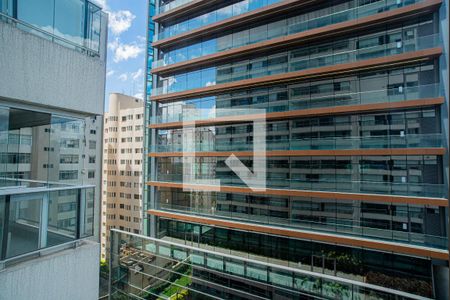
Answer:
0;21;106;116
0;241;100;300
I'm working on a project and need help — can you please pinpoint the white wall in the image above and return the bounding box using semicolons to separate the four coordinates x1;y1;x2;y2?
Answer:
0;242;100;300
0;21;106;116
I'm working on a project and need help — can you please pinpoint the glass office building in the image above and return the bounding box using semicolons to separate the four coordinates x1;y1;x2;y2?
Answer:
110;0;449;299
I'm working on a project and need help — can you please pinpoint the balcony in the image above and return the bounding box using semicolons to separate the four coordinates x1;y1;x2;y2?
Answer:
150;83;443;128
154;173;448;199
0;0;106;56
158;0;194;14
151;34;441;98
154;0;282;41
153;133;444;153
156;203;448;250
109;229;430;300
152;0;433;69
0;179;95;265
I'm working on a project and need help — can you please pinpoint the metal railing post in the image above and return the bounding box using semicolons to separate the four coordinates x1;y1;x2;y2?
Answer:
39;192;49;249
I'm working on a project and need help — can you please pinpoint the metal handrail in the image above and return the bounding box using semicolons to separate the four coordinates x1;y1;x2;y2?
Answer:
0;240;79;268
0;178;95;196
111;229;433;300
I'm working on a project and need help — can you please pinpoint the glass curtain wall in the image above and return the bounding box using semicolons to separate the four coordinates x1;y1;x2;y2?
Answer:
0;0;103;52
155;16;438;95
155;0;428;67
0;105;86;187
157;218;435;298
154;61;439;124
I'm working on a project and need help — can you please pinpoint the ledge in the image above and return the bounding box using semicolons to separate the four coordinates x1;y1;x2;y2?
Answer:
146;181;449;207
149;97;445;129
151;48;442;102
152;0;442;75
152;0;320;47
148;209;449;260
153;0;224;23
149;148;446;157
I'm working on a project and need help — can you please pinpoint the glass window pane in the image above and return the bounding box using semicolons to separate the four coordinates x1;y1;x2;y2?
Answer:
0;196;4;257
82;187;95;238
54;0;85;44
17;0;55;32
51;116;85;185
7;193;43;258
47;190;77;246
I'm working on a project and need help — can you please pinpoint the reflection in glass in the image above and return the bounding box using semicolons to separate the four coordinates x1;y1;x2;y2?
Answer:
47;190;78;246
6;0;103;53
6;193;42;258
54;0;85;44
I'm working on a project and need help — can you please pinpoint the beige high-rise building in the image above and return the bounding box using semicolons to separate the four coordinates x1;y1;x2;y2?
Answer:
101;93;144;259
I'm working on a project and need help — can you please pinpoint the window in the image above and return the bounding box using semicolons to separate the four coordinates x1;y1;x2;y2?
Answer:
60;154;79;164
89;156;96;163
61;138;79;148
88;170;95;178
59;170;78;180
89;140;96;149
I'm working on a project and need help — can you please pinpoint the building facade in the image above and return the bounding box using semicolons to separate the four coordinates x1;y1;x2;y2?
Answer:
0;1;107;299
101;93;145;260
110;0;449;299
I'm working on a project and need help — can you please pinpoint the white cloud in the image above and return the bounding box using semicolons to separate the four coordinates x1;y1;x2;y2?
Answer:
106;70;115;77
108;38;144;63
114;43;144;63
109;10;135;36
92;0;107;9
137;35;147;43
133;93;144;99
131;68;143;81
107;37;119;51
118;73;128;81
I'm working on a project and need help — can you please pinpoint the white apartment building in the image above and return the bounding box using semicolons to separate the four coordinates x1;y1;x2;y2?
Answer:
101;93;144;259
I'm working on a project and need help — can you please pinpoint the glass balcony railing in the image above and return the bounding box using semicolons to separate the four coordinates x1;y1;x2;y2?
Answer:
152;34;440;96
155;174;448;199
0;0;105;55
151;83;441;124
0;179;95;263
154;133;444;153
110;229;430;300
153;0;424;68
154;0;282;41
158;0;194;14
157;203;448;250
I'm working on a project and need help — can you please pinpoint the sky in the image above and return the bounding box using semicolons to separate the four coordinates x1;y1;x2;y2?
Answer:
93;0;147;111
